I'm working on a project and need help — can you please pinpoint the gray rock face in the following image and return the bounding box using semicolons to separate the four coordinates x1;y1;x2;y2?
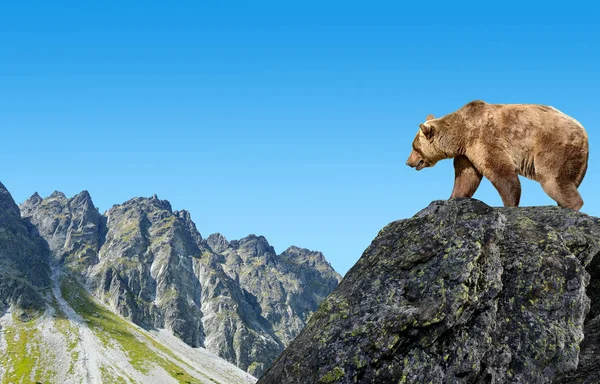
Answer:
19;190;341;377
90;196;205;347
193;250;283;377
0;183;50;319
210;235;342;346
258;199;600;384
20;190;103;271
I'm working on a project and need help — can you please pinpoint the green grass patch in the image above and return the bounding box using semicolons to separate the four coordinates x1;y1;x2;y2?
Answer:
117;219;142;243
99;365;131;384
60;276;211;384
1;316;39;383
0;314;56;384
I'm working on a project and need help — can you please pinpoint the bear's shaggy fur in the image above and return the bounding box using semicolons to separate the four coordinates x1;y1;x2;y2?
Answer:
406;100;589;210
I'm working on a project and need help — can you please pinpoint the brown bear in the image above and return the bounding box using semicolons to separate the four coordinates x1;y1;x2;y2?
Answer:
406;100;589;210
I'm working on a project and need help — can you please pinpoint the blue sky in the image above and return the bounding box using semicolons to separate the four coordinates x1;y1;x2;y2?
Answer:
1;1;599;275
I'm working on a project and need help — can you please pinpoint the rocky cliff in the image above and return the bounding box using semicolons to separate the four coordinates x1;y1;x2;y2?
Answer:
206;234;341;346
20;190;103;271
0;183;50;319
19;190;341;377
258;199;600;384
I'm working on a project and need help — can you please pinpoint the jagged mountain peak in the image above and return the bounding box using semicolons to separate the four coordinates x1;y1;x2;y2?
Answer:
16;185;341;378
207;232;227;240
281;245;325;259
174;208;191;220
112;195;173;214
279;246;338;274
230;234;276;258
71;189;92;203
0;183;22;218
24;191;43;206
175;209;203;244
21;190;98;217
48;190;67;199
19;189;103;269
206;232;229;253
282;245;309;252
102;196;198;250
22;190;95;209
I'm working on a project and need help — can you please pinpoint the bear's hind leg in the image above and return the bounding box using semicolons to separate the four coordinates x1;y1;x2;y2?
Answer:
540;179;584;211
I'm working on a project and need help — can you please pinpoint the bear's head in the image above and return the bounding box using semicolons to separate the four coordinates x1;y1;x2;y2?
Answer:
406;114;444;171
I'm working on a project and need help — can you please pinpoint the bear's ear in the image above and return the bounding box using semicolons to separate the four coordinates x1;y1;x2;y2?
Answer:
420;123;434;140
425;114;435;121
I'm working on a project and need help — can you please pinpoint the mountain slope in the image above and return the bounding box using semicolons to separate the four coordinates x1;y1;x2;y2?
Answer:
19;190;341;377
0;270;256;384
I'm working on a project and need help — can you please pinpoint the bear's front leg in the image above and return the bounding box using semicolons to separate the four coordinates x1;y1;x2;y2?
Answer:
450;156;483;199
486;167;522;207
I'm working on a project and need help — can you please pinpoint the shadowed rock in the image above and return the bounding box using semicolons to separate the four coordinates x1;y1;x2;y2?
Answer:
0;183;50;318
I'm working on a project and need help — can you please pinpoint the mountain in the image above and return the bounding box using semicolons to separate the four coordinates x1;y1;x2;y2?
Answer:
0;183;256;383
258;199;600;384
0;183;50;320
18;189;341;377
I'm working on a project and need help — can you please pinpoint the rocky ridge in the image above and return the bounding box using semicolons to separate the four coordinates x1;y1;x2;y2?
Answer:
258;199;600;384
19;189;341;377
0;183;256;384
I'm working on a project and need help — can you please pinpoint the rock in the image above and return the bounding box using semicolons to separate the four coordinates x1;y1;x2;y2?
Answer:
207;233;230;254
258;199;600;384
203;234;342;376
90;196;206;347
193;252;283;377
20;189;103;271
0;183;50;318
208;235;342;348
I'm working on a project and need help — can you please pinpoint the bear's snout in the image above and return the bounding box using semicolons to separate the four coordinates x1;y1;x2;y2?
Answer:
406;151;425;170
406;159;424;169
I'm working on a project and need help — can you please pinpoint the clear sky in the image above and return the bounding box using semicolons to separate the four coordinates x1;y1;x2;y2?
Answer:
1;1;599;275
